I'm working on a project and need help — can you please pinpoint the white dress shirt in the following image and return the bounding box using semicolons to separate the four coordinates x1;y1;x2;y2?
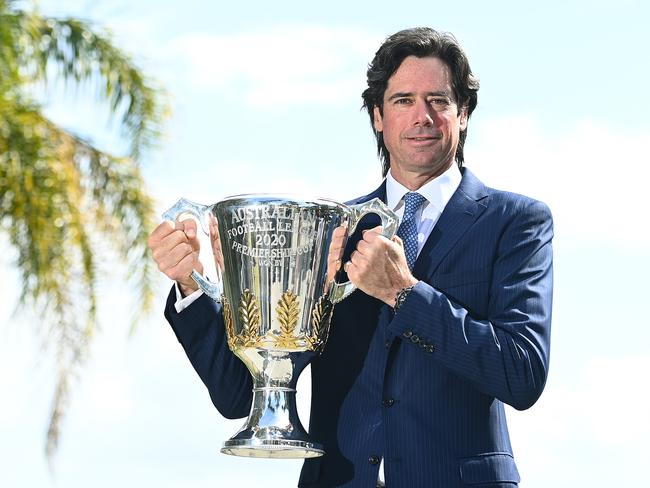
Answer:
385;163;462;259
174;282;204;312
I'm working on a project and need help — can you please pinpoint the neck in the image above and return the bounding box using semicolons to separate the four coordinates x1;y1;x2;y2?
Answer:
389;162;455;191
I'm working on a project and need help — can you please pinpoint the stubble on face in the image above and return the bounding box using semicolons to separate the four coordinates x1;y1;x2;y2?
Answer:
373;56;467;190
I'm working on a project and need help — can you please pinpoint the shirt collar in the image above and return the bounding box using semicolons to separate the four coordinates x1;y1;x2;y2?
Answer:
386;164;462;214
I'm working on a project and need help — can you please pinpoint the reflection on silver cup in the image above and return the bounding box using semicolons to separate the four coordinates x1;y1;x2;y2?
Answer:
163;194;397;458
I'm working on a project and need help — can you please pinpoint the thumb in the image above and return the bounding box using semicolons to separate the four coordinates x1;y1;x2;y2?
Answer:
177;218;198;239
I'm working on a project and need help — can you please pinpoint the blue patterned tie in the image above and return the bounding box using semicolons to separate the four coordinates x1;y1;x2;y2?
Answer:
397;192;427;270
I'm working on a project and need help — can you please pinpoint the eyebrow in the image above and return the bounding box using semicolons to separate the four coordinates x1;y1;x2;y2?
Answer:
386;90;451;101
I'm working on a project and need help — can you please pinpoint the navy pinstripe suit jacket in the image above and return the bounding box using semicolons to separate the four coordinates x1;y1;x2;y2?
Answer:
164;168;554;487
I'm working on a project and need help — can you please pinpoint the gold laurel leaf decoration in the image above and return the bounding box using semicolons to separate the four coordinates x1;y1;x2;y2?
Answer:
221;296;237;351
275;291;301;349
239;289;262;348
308;295;333;352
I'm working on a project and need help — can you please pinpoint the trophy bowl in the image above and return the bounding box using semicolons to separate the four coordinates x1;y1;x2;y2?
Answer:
163;194;397;458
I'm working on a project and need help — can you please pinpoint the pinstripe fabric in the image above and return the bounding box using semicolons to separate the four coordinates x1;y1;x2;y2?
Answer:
164;168;553;488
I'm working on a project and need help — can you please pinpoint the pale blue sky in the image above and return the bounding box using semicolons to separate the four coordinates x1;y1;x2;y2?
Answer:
1;0;649;486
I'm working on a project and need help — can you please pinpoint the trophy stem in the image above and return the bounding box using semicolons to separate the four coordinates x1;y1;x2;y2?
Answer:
221;384;324;459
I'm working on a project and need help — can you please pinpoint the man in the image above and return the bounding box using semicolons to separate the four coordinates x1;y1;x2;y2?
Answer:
148;27;553;487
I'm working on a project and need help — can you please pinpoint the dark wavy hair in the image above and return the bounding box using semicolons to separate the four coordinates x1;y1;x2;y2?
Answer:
362;28;480;176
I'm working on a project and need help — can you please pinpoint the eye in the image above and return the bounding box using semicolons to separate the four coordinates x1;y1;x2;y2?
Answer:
394;98;413;105
430;96;451;106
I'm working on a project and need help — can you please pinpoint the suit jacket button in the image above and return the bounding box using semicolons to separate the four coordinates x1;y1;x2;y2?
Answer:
426;345;435;353
402;330;413;338
385;340;391;348
410;334;420;344
368;455;380;465
382;398;395;407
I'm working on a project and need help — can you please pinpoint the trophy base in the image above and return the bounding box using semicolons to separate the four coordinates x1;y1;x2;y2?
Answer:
219;377;325;459
221;439;324;458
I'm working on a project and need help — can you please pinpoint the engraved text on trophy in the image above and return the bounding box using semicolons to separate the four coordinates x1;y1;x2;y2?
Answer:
226;204;318;268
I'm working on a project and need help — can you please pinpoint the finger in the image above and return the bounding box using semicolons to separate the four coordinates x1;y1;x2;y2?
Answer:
362;226;384;243
171;252;204;282
327;254;341;266
208;216;222;250
160;226;193;250
362;225;384;237
350;250;369;268
336;245;345;260
148;220;175;245
328;235;345;250
177;218;198;239
356;234;388;257
177;219;202;253
330;227;347;252
330;231;346;246
332;224;348;238
392;235;404;247
328;243;345;261
327;257;342;276
328;240;345;263
211;237;222;253
327;249;340;264
209;214;219;236
157;241;196;273
356;239;371;255
151;229;189;263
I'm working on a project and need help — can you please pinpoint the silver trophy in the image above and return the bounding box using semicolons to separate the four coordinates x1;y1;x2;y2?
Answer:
163;194;397;458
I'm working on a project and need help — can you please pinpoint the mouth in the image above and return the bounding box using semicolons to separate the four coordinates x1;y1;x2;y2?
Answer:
405;135;440;145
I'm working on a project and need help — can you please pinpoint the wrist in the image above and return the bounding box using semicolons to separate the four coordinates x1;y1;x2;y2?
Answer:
178;280;199;298
389;277;418;308
177;263;203;297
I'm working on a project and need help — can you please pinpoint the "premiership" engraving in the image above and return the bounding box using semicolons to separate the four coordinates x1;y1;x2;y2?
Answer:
230;241;312;258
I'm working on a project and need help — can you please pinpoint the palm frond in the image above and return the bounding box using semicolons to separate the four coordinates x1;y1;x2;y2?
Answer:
9;5;167;160
0;1;166;459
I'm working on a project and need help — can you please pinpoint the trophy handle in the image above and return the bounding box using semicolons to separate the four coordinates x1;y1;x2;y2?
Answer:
162;198;222;301
329;198;398;303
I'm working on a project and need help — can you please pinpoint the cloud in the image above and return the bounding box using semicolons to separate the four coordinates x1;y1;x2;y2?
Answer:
167;25;381;106
507;354;650;486
468;116;650;249
81;370;133;422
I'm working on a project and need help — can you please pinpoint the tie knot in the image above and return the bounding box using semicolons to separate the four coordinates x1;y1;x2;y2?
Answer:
402;192;427;218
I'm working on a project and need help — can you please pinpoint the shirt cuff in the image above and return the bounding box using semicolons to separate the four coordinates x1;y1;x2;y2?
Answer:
174;282;204;313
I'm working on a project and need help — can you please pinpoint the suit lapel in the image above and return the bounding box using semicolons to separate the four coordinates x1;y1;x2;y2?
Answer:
413;168;489;279
342;171;489;280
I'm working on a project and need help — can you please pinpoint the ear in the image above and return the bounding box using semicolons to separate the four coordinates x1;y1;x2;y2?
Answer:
458;105;468;131
373;106;383;132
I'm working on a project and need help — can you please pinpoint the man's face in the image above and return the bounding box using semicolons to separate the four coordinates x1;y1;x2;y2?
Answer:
373;56;468;182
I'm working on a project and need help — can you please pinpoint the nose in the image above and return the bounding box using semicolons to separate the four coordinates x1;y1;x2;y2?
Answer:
412;99;434;127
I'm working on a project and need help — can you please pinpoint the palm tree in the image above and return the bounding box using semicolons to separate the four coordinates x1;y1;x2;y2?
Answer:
0;0;167;458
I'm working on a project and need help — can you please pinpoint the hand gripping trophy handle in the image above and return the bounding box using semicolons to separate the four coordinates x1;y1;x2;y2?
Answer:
162;197;223;300
328;198;398;303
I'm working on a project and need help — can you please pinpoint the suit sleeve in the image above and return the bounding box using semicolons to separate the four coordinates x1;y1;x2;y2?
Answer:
387;199;553;410
164;287;252;418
